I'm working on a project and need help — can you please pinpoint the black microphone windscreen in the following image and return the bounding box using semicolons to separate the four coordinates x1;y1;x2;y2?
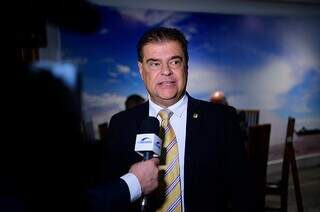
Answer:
140;117;159;134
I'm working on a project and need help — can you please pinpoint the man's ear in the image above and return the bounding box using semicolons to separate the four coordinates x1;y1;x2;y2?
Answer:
138;62;144;81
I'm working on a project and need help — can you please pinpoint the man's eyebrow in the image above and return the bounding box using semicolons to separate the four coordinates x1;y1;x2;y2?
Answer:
169;56;183;60
146;58;160;63
145;56;183;63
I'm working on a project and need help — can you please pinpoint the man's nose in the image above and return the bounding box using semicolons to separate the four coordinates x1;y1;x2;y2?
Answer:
161;63;172;75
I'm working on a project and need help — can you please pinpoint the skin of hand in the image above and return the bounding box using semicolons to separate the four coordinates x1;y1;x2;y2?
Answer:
129;158;160;195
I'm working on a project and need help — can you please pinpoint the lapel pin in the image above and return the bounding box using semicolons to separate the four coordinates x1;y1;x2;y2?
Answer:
193;113;198;118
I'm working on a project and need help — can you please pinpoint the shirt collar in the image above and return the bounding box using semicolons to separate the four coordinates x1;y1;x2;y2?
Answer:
149;94;188;118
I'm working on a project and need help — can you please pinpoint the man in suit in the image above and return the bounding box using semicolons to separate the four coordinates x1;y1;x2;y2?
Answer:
103;27;258;211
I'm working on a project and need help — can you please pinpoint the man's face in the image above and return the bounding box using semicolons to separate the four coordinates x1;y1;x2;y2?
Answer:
138;41;188;108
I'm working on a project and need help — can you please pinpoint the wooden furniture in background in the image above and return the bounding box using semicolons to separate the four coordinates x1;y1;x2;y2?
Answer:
265;117;304;212
238;109;260;127
247;124;271;211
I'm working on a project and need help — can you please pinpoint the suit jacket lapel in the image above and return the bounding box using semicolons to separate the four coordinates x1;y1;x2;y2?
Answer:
184;95;203;210
185;95;202;168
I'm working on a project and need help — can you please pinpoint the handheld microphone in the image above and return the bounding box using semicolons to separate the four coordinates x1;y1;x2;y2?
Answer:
134;117;162;160
134;117;161;212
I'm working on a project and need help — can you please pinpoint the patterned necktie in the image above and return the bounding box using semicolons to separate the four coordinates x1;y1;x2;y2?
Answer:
157;109;182;212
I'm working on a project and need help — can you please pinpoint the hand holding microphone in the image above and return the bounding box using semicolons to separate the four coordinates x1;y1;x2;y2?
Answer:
134;117;162;211
129;158;159;194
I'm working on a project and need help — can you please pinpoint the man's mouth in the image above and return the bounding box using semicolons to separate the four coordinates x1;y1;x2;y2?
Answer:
158;80;175;85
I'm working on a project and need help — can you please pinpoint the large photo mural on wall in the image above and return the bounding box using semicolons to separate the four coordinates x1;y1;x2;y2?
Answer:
61;5;320;147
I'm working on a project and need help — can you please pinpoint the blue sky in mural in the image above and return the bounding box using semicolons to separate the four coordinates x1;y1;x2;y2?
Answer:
61;5;320;140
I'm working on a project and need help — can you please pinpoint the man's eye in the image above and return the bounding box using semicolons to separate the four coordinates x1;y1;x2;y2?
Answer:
149;62;160;67
170;59;182;66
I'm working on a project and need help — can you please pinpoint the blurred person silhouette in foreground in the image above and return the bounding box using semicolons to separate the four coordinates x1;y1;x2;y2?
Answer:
3;1;159;211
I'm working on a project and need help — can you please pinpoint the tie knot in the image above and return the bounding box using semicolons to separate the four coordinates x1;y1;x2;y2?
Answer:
158;109;173;121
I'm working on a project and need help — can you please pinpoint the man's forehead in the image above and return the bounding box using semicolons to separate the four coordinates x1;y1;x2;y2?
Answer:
143;40;182;48
142;41;184;58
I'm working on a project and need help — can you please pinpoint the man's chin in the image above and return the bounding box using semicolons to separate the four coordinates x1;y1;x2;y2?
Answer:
158;93;177;101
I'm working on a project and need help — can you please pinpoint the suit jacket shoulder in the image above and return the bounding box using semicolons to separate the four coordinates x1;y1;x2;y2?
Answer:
186;96;240;141
102;103;148;180
184;96;258;212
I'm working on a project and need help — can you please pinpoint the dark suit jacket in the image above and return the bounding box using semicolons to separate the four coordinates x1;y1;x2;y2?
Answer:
102;95;258;212
86;178;131;212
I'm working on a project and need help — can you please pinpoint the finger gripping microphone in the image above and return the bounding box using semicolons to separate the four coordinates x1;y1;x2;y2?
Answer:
134;117;162;160
134;117;161;212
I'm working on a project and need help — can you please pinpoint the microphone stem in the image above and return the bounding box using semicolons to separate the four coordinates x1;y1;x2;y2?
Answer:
141;196;148;212
143;151;152;161
141;151;152;211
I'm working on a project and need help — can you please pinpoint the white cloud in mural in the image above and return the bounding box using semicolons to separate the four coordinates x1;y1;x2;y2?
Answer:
182;24;198;41
277;19;320;73
187;19;320;111
149;13;196;40
259;110;287;145
117;8;195;41
236;57;302;110
187;59;316;146
187;57;317;145
186;21;320;145
187;52;315;111
187;63;230;95
117;8;190;28
83;92;125;110
162;14;185;27
117;8;173;26
116;64;131;74
82;92;126;138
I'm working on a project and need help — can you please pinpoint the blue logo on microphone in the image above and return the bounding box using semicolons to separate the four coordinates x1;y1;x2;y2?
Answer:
139;137;152;144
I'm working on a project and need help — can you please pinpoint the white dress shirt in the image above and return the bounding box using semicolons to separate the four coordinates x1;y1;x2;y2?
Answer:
122;94;188;210
149;94;188;210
